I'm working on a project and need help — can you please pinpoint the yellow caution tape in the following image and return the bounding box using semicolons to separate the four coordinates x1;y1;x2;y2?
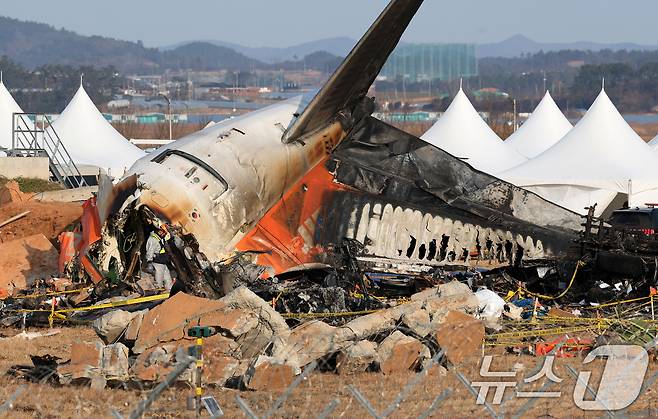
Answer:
282;309;380;319
487;325;598;340
581;295;652;310
514;260;585;301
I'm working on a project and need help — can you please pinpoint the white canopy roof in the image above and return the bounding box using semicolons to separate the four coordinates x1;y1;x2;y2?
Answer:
505;91;573;159
648;135;658;150
0;80;23;150
421;88;525;174
500;89;658;214
49;85;145;177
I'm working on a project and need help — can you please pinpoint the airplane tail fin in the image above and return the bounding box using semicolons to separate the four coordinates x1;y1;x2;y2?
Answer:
282;0;424;143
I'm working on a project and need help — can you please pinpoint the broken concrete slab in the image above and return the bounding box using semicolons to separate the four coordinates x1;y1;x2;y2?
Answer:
433;311;484;365
335;301;424;342
101;343;130;378
423;289;479;323
243;355;295;391
270;284;478;371
199;309;259;338
219;286;289;335
92;310;141;344
271;320;340;370
71;342;102;367
411;280;472;301
133;292;225;353
377;331;425;375
57;342;103;383
124;310;148;342
336;340;378;374
0;233;58;295
130;343;184;382
134;288;289;354
401;309;432;337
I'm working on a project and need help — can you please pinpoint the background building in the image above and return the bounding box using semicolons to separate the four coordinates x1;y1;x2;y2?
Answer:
380;43;478;82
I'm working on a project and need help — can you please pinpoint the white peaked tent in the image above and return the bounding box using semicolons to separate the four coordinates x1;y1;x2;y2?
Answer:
0;79;23;151
49;85;146;177
505;91;573;159
500;88;658;216
421;87;526;174
648;135;658;150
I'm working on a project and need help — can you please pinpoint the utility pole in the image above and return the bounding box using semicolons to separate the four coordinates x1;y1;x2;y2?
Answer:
513;99;518;132
159;93;172;141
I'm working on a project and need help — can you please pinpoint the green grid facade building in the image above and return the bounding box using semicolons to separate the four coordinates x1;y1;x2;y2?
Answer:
380;43;478;82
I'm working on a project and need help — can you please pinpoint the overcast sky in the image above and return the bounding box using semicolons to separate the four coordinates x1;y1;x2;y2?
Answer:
3;0;658;47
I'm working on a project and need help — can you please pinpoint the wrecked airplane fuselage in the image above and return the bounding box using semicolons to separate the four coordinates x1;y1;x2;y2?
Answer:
93;109;582;298
83;0;582;298
96;96;350;295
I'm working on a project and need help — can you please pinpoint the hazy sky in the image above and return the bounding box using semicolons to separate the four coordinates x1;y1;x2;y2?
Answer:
3;0;658;47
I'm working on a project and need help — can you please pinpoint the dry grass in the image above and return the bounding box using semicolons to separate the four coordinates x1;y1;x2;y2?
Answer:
1;326;657;417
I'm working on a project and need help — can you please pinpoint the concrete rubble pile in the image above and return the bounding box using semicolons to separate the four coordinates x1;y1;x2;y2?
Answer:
53;281;482;389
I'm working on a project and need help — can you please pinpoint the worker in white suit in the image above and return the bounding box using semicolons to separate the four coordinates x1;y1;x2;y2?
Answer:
145;225;173;290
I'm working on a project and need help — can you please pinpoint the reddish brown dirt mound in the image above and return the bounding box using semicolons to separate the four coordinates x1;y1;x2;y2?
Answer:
0;201;82;245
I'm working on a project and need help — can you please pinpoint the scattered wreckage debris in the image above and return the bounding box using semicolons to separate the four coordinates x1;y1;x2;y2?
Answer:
6;282;483;390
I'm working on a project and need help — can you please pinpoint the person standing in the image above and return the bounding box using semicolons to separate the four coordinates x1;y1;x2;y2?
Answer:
145;225;173;290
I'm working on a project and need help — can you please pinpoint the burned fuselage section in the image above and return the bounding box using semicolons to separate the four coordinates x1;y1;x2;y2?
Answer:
89;112;581;298
237;116;581;277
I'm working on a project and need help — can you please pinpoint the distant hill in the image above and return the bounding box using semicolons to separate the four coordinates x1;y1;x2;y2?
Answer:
0;16;161;72
0;16;264;72
162;37;356;64
160;42;263;71
478;34;658;58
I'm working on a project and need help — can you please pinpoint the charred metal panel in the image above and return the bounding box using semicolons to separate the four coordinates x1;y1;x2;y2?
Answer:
332;117;583;234
313;191;572;265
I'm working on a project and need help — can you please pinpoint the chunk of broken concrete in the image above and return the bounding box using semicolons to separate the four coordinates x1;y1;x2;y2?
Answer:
124;309;148;342
101;343;130;378
57;341;103;383
0;233;58;295
411;280;472;301
433;311;484;365
376;331;425;375
134;288;288;354
271;320;340;370
401;309;432;337
336;340;378;374
199;309;259;338
219;286;289;335
243;355;295;391
92;310;141;344
133;292;225;353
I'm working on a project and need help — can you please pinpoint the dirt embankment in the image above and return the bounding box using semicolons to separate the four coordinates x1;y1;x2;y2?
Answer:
0;201;82;245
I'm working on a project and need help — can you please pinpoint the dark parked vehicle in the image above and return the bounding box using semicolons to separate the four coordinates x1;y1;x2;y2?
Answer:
608;207;658;236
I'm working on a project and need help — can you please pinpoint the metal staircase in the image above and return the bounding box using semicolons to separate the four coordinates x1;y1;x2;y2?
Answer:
10;113;86;188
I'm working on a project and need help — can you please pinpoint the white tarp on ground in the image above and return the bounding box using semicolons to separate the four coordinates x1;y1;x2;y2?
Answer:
421;88;526;174
505;91;573;159
0;80;23;151
500;89;658;216
48;85;146;177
